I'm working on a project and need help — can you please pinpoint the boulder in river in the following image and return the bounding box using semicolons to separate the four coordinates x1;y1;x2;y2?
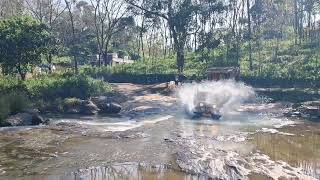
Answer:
287;101;320;120
3;109;48;126
92;96;122;114
98;102;122;114
82;100;100;115
63;98;99;115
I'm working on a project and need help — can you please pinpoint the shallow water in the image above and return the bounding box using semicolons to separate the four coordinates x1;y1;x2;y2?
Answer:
252;121;320;178
0;102;319;179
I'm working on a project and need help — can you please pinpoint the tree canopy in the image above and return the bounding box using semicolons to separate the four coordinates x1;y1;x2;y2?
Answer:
0;16;50;79
0;0;319;82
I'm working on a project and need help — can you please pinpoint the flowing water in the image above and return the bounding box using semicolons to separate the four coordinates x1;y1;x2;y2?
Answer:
0;83;319;179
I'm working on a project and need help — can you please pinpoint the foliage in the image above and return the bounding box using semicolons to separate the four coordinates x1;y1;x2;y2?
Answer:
0;16;50;79
52;56;73;67
63;98;83;106
82;39;320;87
117;50;129;59
127;0;226;73
25;74;111;100
0;92;29;123
0;76;26;93
1;0;320;88
0;74;111;117
0;96;10;123
240;40;320;83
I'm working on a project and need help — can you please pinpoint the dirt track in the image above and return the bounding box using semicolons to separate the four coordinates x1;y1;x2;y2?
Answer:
111;83;177;115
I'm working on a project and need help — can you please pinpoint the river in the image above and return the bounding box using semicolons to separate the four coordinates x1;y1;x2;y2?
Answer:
0;83;319;180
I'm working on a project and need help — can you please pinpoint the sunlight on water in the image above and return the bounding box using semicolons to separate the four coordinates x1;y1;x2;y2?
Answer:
51;115;174;132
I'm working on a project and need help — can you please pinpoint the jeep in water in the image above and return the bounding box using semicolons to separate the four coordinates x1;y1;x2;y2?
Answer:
192;91;222;119
191;67;240;120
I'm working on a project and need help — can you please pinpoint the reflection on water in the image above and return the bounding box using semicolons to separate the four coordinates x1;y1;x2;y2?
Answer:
70;163;197;180
252;122;320;178
20;163;202;180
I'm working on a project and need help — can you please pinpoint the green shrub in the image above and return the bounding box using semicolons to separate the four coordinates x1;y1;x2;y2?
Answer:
25;74;111;100
0;74;111;113
52;56;72;67
9;92;30;114
63;98;82;106
0;92;29;123
0;96;10;123
0;76;26;94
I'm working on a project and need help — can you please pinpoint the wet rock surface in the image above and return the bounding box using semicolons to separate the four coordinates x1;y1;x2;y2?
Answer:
47;122;148;139
63;99;100;115
92;96;122;114
285;101;320;120
98;102;122;114
3;109;48;127
169;134;313;179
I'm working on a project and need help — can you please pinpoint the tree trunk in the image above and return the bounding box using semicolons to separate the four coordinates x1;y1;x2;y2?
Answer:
98;53;102;67
246;0;253;71
103;52;108;66
48;53;53;74
17;65;26;81
64;0;78;74
294;0;298;45
74;55;78;73
307;11;311;41
104;38;111;66
177;49;185;75
140;16;145;60
171;32;185;74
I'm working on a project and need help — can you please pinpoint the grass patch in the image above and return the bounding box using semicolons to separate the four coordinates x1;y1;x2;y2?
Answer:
0;74;112;119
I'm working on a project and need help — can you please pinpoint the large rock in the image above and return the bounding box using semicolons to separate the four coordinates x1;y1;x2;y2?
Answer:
82;100;100;115
98;102;122;114
92;96;122;114
63;99;99;115
91;96;108;104
4;109;47;126
298;106;320;119
286;101;320;120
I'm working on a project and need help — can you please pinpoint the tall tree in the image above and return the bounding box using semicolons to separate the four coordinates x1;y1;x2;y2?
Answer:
127;0;225;74
0;0;24;18
246;0;253;70
25;0;66;73
0;16;50;80
90;0;131;66
64;0;79;73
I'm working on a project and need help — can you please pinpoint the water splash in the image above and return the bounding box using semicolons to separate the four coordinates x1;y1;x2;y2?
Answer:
177;80;255;116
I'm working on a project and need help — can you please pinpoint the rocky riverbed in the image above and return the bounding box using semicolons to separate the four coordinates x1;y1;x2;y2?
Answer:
0;83;319;180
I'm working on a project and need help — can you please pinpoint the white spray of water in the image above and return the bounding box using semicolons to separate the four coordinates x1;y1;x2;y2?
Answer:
177;80;255;116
